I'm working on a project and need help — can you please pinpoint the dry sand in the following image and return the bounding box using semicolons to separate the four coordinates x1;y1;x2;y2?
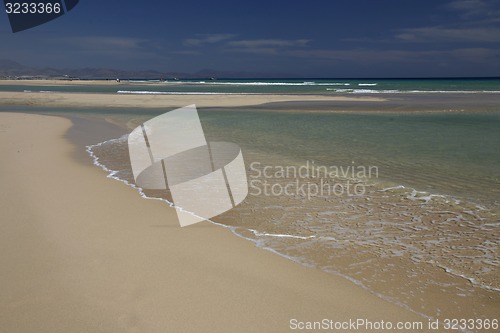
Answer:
0;112;427;332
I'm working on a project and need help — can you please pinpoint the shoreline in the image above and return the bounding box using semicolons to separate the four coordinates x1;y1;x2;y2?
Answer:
0;112;427;332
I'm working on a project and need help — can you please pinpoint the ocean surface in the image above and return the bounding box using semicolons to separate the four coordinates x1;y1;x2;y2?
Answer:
2;78;499;327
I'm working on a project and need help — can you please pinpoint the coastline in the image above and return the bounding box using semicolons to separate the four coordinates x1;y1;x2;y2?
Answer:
0;112;426;332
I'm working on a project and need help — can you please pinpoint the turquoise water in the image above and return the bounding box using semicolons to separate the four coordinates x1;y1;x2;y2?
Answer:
1;77;499;94
199;110;500;206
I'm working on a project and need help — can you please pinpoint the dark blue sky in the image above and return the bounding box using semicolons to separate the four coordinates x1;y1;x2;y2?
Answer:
2;0;500;77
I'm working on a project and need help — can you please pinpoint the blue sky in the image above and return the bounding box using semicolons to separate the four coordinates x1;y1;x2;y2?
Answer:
1;0;500;77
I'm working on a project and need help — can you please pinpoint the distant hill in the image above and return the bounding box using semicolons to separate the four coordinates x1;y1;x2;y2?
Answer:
0;59;287;79
0;59;184;79
0;59;27;70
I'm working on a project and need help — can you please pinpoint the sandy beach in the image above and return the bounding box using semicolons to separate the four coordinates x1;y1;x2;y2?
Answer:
0;112;427;331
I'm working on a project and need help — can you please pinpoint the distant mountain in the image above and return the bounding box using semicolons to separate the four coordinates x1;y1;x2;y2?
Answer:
0;59;27;70
0;59;288;79
0;60;181;79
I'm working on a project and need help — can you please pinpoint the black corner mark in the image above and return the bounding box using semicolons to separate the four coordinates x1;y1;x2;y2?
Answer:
4;0;80;33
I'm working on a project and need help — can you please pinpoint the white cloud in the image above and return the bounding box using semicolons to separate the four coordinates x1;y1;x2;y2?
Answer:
288;48;444;63
396;27;500;43
47;36;155;58
390;1;500;45
446;0;494;17
54;36;150;51
183;34;236;47
227;39;310;48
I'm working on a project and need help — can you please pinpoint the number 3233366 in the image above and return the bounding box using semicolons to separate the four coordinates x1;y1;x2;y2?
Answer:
5;2;62;14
